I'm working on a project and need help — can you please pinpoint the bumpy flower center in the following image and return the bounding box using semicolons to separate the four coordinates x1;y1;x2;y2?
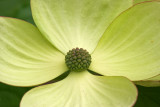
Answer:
65;47;91;71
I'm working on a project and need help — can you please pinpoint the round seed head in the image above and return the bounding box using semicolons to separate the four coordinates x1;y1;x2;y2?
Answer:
65;47;92;72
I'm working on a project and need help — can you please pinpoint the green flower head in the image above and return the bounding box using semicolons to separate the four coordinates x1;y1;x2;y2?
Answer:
0;0;160;107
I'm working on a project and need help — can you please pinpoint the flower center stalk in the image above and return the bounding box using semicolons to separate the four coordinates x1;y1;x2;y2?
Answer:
65;47;91;72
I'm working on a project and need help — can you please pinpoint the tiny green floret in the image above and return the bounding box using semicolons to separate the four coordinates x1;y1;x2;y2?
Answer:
65;47;91;71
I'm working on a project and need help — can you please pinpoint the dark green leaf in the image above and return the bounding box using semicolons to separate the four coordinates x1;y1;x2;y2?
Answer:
0;83;31;107
134;85;160;107
0;0;34;24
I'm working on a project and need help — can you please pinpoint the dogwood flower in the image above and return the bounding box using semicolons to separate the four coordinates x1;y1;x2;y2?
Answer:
0;0;160;107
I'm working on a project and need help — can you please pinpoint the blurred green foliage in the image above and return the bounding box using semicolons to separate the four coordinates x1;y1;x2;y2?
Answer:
0;0;34;24
0;0;160;107
0;83;31;107
135;85;160;107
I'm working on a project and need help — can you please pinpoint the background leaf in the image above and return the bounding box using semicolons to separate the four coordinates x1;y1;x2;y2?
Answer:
0;83;31;107
134;85;160;107
0;0;34;24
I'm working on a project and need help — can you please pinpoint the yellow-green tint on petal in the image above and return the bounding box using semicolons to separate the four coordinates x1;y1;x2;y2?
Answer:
90;1;160;81
146;75;160;81
134;0;160;4
135;75;160;87
135;81;160;87
31;0;132;54
21;71;137;107
0;17;67;86
134;0;149;4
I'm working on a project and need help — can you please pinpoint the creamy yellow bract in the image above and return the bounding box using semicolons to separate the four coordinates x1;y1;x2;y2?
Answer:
0;0;160;107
